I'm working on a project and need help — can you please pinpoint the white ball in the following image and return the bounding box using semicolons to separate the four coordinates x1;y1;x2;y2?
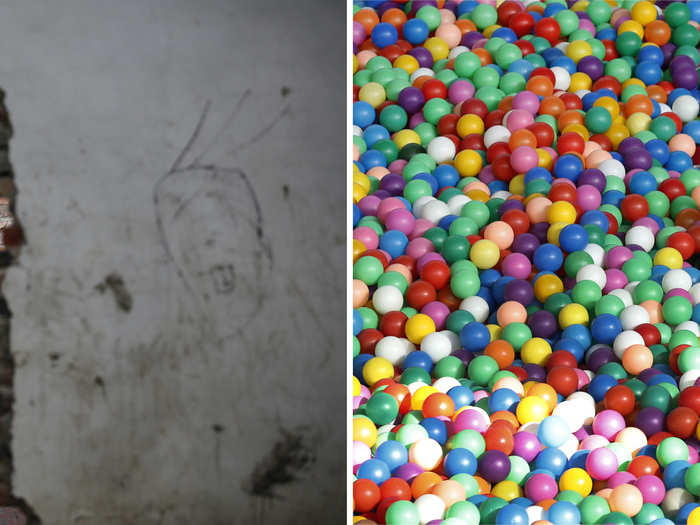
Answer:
447;194;471;216
608;440;632;465
407;381;430;395
415;493;446;524
675;321;700;336
552;400;585;432
584;243;605;266
492;190;512;200
410;67;434;83
576;263;607;289
658;102;671;114
448;46;469;60
353;125;363;137
520;421;540;435
613;330;645;359
624;281;640;295
433;376;461;393
439;330;461;352
672;94;699;123
421;199;450;224
526;505;546;524
421;332;453;363
662;488;695;518
459;296;489;322
625;226;655;252
609;288;633;308
662;269;693;293
551;66;571;91
680;369;700;390
575;89;591;99
372;286;404;315
554;42;569;53
375;336;409;366
620;304;650;330
615;427;647;454
484;125;510;148
401;337;416;355
691;283;700;305
558;433;579;459
413;196;435;217
410;439;444;472
599;158;625;179
427;136;456;163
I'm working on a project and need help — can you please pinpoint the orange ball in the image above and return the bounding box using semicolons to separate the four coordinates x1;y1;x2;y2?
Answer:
644;20;671;45
609;484;643;517
354;8;380;34
497;301;528;327
509;129;538;150
539;96;566;117
485;339;516;369
528;383;558;411
474;475;491;495
411;471;443;499
625;94;654;116
669;134;696;157
622;344;653;375
422;392;456;419
526;76;554;97
484;221;515;249
353;279;370;308
431;479;466;509
647;84;668;103
381;8;407;28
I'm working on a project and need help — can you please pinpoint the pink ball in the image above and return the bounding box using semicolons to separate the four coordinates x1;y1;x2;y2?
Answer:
689;445;698;464
410;218;434;239
479;165;496;184
586;446;619;480
664;288;693;302
505;109;534;131
512;91;540;114
416;252;445;273
580;435;609;450
377;197;407;223
388;159;408;173
447;79;475;104
385;207;416;234
608;471;637;488
634;474;665;505
406;237;434;259
575;367;590;388
577;184;602;211
633;217;660;235
579;18;596;34
354;226;379;249
603;269;628;293
511;146;539;173
452;408;489;433
592;409;626;440
605;246;634;269
358;195;382;216
501;252;532;279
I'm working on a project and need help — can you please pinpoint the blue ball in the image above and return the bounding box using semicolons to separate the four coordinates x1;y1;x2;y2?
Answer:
525;166;553;183
508;59;534;78
582;91;602;111
360;148;387;170
690;0;700;22
648;373;677;387
448;385;474;409
353;101;376;128
559;224;588;252
481;268;502;287
591;313;623;344
535;447;568;478
668;88;693;106
630;171;658;195
562;324;592;350
379;229;408;259
547;500;581;525
553;154;583;182
469;494;488;506
551;56;577;74
580;210;609;232
511;497;533;507
538;415;570;448
353;309;363;336
684;120;700;143
403;350;434;372
677;502;700;524
438;214;459;231
353;203;362;227
553;338;585;362
354;354;373;385
402;18;430;45
488;388;520;413
533;244;564;272
420;417;448;445
363;124;390;148
374;440;408;472
434;164;459;188
597;27;616;40
356;458;391;484
601;189;625;207
460;322;491;352
638;45;665;66
476;286;496;312
444;448;478;477
587;373;618;402
492;27;517;43
371;22;398;49
645;139;671;165
495;503;529;525
666;151;692;173
412;172;439;194
664;460;691;489
567;449;589;470
488;180;508;194
492;276;515;303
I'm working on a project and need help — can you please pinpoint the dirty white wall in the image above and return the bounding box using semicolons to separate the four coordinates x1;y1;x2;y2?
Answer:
0;1;345;523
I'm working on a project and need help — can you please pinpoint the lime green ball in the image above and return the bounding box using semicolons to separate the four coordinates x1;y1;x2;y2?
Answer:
657;437;689;467
502;322;532;350
470;4;498;30
579;495;610;525
633;280;663;304
403;179;432;203
377;271;408;294
434;355;466;379
449;475;480;499
669;329;699;349
353;256;384;285
601;512;633;525
446;500;480;524
451;270;480;298
506;456;530;485
678;347;700;374
500;72;526;95
423;98;452;125
671;195;698;219
385;500;420;525
684;463;700;496
572;280;602;310
564;251;594;278
468;355;499;386
662;296;692;326
681;168;700;192
605;58;632;82
474;86;505;111
595;294;625;316
473;66;500;89
449;428;485;457
358;306;379;330
353;336;360;357
646;190;670;217
461;200;490;228
454;51;482;78
555;9;579;35
358;216;383;236
416;5;441;30
484;37;506;57
622;257;652;282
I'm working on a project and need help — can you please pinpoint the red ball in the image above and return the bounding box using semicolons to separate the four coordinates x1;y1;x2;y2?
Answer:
461;98;488;119
502;209;530;237
376;497;400;524
689;225;700;254
635;323;661;347
485;109;506;129
657;81;675;96
420;260;451;290
648;431;673;445
422;79;448;101
460;133;486;152
487;142;511;162
545;350;578;371
513;39;536;56
603;385;636;416
393;255;416;276
364;250;390;269
590;133;613;152
354;479;381;513
659;178;687;201
380;44;404;62
379;311;408;338
492;155;516;181
497;0;523;25
396;40;413;53
602;39;619;61
604;212;619;234
557;131;585;155
666;406;698;438
620;194;650;222
549;182;578;203
437;113;460;136
559;92;583;110
508;11;535;38
484;423;515;455
529;121;555;147
534;18;561;45
592;76;621;96
380;478;411;501
678;386;700;417
546;365;579;396
437;285;462;312
406;280;437;310
660;111;683;132
627;456;660;478
358;328;384;354
530;67;556;85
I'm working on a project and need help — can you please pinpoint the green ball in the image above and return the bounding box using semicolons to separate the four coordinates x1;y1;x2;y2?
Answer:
656;436;689;467
674;45;700;67
601;512;633;525
446;310;475;335
649;116;677;142
584;224;606;246
353;135;367;155
372;139;399;164
353;336;360;357
616;31;642;56
571;280;602;310
677;347;700;374
598;362;627;380
684;463;700;496
579;495;610;525
500;72;526;95
662;296;692;326
449;217;479;237
423;98;452;125
595;294;625;316
672;23;700;47
385;500;420;525
529;37;550;55
656;323;672;345
451;270;480;299
506;456;530;485
671;195;698;219
495;43;522;69
400;367;432;385
555;9;579;34
365;55;392;72
564;251;594;278
358;306;379;329
470;4;498;30
473;66;500;89
424;227;448;252
484;37;506;57
605;58;632;82
353;256;384;285
633;280;664;304
446;500;480;525
641;384;672;412
461;200;490;228
557;490;584;505
623;378;646;400
544;292;572;316
450;474;480;499
371;68;396;88
468;355;499;386
474;86;505;111
403;179;432;203
665;2;691;27
379;104;408;133
434;355;466;379
622;257;652;282
413;122;437;146
587;0;612;24
365;392;399;425
401;306;418;318
479;497;508;524
449;429;486;457
669;329;699;350
436;69;458;87
681;168;700;192
585;106;613;133
502;322;532;350
416;5;441;30
442;235;471;264
377;271;408;294
633;503;664;525
454;51;482;78
645;191;670;217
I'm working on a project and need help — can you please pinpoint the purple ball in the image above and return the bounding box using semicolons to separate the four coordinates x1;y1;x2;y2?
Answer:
512;233;540;259
618;137;644;154
478;450;510;483
638;368;662;384
461;31;484;49
530;222;550;244
578;56;604;80
504;278;534;306
673;67;699;90
586;346;615;372
393;462;424;482
671;55;696;73
578;168;606;191
661;43;677;66
623;148;653;171
513;431;542;462
523;363;546;382
353;22;366;46
634;407;665;437
527;309;557;339
408;47;433;68
376;2;401;17
443;1;459;14
380;173;406;196
499;199;525;216
372;189;391;200
453;349;474;368
398;87;425;114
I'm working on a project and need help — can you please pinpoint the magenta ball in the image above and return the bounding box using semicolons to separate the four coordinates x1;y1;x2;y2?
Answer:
604;246;634;269
592;410;626;440
406;237;434;259
512;91;540;114
635;474;665;505
448;79;475;104
505;109;534;131
603;269;628;293
525;473;558;501
608;471;637;488
452;408;489;434
510;146;539;173
585;446;619;480
385;207;416;234
513;431;541;462
577;184;602;211
421;301;450;330
501;252;532;279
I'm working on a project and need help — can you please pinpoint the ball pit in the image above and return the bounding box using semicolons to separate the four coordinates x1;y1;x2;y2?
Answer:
352;1;700;524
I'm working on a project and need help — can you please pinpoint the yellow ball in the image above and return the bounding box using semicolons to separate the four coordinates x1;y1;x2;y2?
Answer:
353;54;358;74
521;338;553;366
424;37;450;61
466;189;489;202
491;480;522;501
618;20;645;38
353;239;367;262
482;24;502;39
569;72;592;92
456;114;485;138
547;201;577;225
688;506;700;525
516;395;550;424
536;148;553;170
566;40;593;63
363;357;394;387
354;171;371;192
353;182;368;204
411;385;438;411
627;112;651;135
509;174;525;195
559;468;593;497
353;416;378;448
654;247;683;269
353;375;362;397
454;149;483;177
534;274;564;302
394;54;420;75
487;324;501;341
470;239;500;269
593;96;620;119
561;123;590;141
547;222;568;245
606;123;631;149
405;313;436;344
630;0;657;26
559;303;589;328
622;77;646;90
358;81;386;108
393;129;421;149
